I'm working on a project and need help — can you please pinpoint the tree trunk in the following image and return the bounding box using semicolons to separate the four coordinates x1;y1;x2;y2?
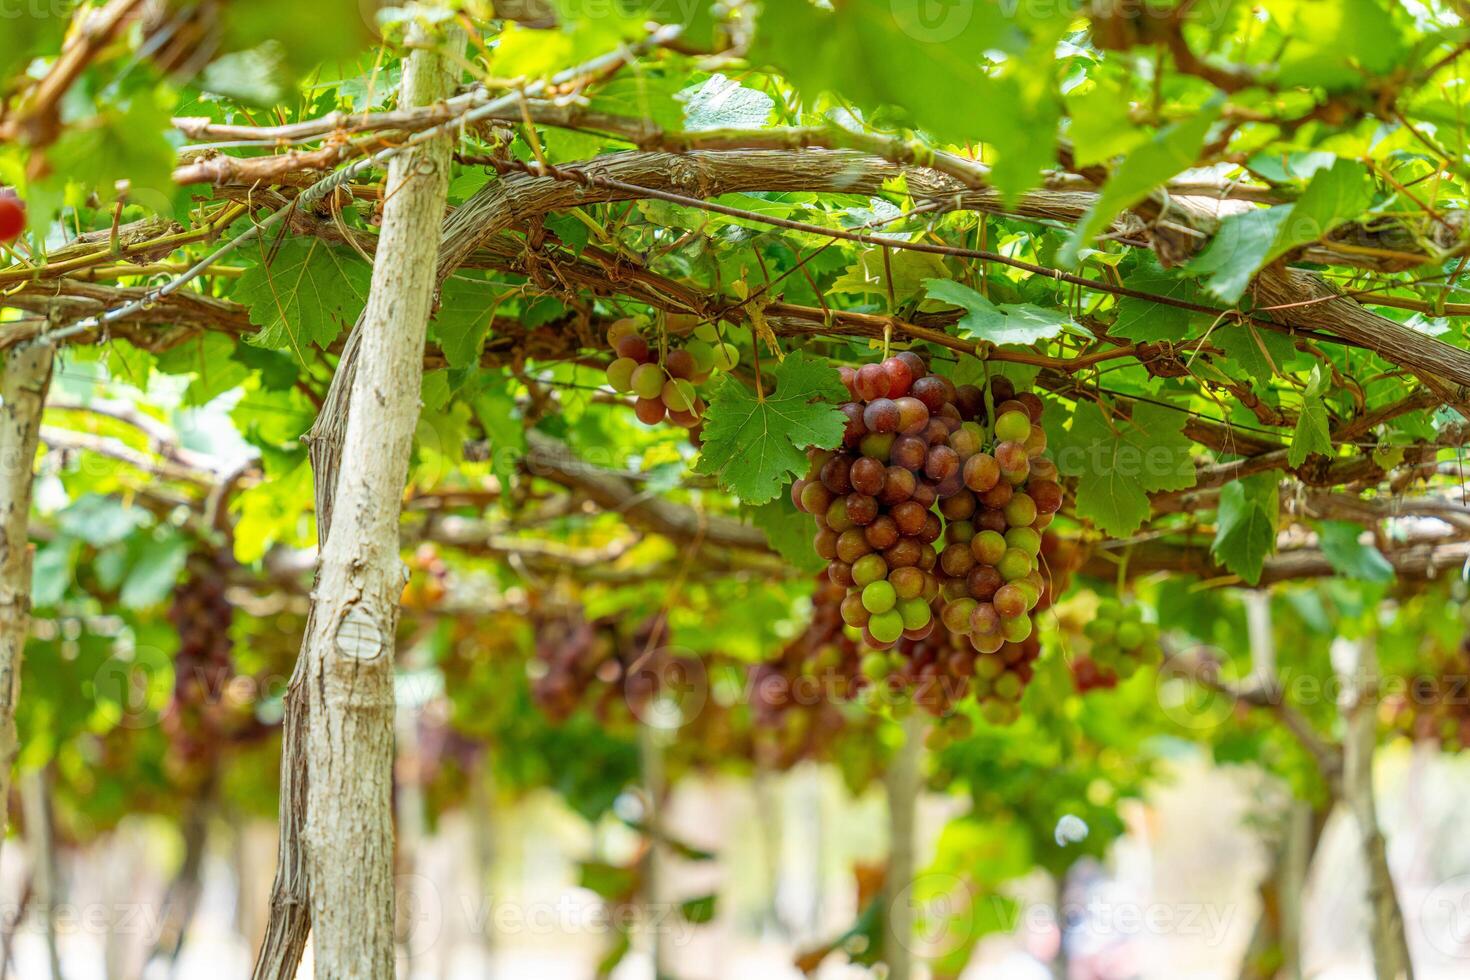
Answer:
294;14;461;978
143;782;212;970
882;711;925;980
0;342;53;858
1341;635;1414;980
639;723;668;978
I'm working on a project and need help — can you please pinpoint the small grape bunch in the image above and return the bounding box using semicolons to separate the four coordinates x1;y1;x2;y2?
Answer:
603;315;738;428
1076;598;1163;689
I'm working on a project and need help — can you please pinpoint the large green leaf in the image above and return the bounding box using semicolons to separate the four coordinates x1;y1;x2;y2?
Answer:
1053;401;1197;537
1061;100;1223;265
695;351;848;504
926;279;1077;346
1316;520;1394;582
1212;474;1279;585
753;0;1064;199
236;238;373;359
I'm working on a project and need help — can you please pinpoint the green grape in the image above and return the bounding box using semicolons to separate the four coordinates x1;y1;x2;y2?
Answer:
631;363;666;399
606;357;638;392
862;580;897;614
868;609;904;643
712;342;740;370
995;410;1031;442
898;597;932;630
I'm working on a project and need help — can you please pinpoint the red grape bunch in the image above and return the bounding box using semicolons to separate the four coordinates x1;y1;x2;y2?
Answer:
604;314;737;429
789;352;1063;671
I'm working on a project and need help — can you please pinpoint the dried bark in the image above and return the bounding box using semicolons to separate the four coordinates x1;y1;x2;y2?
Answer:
0;343;53;866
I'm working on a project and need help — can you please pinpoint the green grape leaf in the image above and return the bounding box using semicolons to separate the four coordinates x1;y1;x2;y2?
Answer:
1066;77;1146;167
1275;0;1405;90
833;250;949;306
748;498;826;574
120;531;190;609
752;0;1062;200
223;1;375;78
432;278;502;369
236;238;372;359
678;74;774;131
1061;99;1223;265
695;351;848;504
156;333;252;406
925;279;1076;346
57;495;149;549
1211;474;1279;585
1211;325;1295;386
1054;401;1196;537
475;377;526;492
1317;520;1394;583
1110;257;1202;342
1188;207;1292;303
0;5;69;82
1289;366;1333;466
1266;159;1375;262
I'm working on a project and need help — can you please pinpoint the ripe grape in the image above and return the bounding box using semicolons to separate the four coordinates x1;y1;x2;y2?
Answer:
881;356;914;397
634;398;665;425
856;363;889;401
863;398;900;434
0;194;25;244
925;445;959;481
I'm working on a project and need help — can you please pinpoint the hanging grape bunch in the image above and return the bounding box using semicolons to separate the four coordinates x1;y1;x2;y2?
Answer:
604;313;738;429
790;352;1062;666
1071;597;1164;693
162;546;243;786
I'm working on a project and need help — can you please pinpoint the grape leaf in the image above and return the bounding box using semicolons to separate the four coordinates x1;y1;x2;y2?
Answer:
1110;257;1202;343
1211;324;1295;386
752;0;1064;200
833;250;949;306
237;238;372;359
475;377;526;493
1187;207;1292;303
1266;159;1375;262
695;351;848;504
1316;520;1394;583
1275;0;1405;91
120;531;191;609
1061;99;1223;265
678;75;774;131
46;100;176;203
1053;401;1196;537
748;498;825;574
1211;474;1278;585
432;278;502;369
1289;366;1333;466
925;279;1076;347
1;5;69;82
1066;77;1145;167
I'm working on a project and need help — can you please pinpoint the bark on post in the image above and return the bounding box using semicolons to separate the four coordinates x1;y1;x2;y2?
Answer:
1341;634;1414;980
296;13;461;978
882;710;925;980
0;341;53;859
